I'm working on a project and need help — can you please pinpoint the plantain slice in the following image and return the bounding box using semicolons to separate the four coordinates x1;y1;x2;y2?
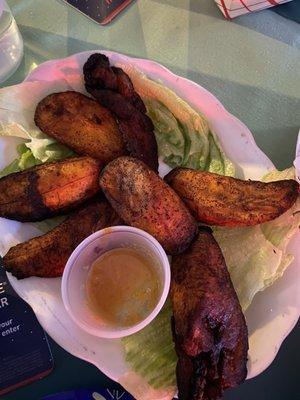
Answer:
0;156;102;222
83;53;158;172
99;157;198;255
83;53;147;113
3;199;122;279
171;228;248;400
34;91;126;163
165;168;299;227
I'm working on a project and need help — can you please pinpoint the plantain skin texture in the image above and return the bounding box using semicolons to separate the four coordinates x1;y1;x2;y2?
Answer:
165;168;299;227
99;156;198;255
0;156;102;222
3;200;122;279
34;91;126;163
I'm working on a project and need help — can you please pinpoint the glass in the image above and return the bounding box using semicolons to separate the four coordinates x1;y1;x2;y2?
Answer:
0;0;23;83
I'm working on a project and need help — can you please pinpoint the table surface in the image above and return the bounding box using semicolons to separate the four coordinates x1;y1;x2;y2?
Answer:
1;0;300;399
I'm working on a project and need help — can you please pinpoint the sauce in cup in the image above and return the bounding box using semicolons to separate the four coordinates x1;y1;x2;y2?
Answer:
62;226;170;339
86;248;160;327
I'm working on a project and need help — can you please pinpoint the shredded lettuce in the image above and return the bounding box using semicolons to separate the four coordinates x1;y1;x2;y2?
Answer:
122;167;299;391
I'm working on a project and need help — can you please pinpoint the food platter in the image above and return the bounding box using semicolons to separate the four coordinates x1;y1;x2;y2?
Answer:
0;50;299;399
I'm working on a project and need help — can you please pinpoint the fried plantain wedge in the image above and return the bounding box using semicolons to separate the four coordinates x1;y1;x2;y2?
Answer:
0;156;102;222
83;53;147;113
99;156;198;255
171;227;248;399
165;168;299;227
3;200;122;279
88;88;159;172
34;91;126;163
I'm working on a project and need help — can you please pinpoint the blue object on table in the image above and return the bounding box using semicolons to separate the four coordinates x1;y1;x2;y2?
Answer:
0;259;53;395
41;388;134;400
272;1;300;24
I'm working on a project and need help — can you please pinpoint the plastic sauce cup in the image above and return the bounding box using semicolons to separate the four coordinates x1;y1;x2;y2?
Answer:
61;226;170;339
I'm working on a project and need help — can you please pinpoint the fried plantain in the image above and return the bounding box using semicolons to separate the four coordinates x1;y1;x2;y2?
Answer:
171;228;248;400
165;168;299;227
83;53;158;172
112;66;147;113
3;200;122;279
99;157;197;255
0;156;101;222
83;53;146;113
88;88;158;171
34;91;126;163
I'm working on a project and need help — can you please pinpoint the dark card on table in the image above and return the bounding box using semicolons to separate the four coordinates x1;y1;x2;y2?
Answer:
63;0;133;25
0;259;53;395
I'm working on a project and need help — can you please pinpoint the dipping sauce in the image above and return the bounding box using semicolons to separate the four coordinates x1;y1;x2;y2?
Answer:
86;248;160;327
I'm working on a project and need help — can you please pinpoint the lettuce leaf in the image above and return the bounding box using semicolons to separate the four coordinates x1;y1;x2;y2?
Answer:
123;301;176;390
213;225;293;311
261;167;300;249
122;167;299;392
0;143;41;178
145;99;235;177
0;130;74;178
118;63;235;177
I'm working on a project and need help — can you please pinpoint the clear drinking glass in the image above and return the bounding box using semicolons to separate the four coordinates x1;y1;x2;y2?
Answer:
0;0;23;83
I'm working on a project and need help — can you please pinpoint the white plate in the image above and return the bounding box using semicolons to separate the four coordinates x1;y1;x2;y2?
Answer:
1;51;299;397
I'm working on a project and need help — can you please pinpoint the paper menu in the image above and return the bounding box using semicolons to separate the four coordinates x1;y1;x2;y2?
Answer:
216;0;293;19
0;260;53;395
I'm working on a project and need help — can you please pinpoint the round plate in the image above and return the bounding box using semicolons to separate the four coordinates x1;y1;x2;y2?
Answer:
1;51;299;397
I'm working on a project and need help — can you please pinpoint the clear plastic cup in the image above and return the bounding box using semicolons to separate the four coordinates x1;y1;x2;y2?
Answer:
0;1;23;83
61;226;171;339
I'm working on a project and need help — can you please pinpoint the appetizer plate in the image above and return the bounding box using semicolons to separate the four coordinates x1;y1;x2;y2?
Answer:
1;51;299;395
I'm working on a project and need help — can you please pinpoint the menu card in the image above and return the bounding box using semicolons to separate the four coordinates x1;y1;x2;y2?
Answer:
0;259;53;395
215;0;293;18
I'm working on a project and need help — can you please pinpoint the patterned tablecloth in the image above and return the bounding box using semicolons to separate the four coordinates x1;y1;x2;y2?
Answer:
1;1;300;399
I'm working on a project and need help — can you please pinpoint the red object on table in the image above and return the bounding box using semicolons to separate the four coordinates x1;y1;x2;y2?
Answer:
216;0;292;19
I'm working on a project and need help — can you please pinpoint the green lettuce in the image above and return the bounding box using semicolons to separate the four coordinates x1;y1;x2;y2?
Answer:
123;301;177;390
146;99;235;176
122;167;299;391
0;129;74;230
0;130;74;178
0;143;39;178
118;63;235;177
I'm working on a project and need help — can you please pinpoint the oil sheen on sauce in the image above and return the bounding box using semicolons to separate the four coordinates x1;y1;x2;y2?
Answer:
86;248;160;327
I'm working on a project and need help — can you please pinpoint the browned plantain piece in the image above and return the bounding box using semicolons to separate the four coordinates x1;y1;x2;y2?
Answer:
112;66;147;113
3;200;122;279
171;228;248;400
88;88;158;172
83;53;158;172
0;156;101;222
34;91;126;163
165;168;299;227
99;157;197;255
83;53;146;113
